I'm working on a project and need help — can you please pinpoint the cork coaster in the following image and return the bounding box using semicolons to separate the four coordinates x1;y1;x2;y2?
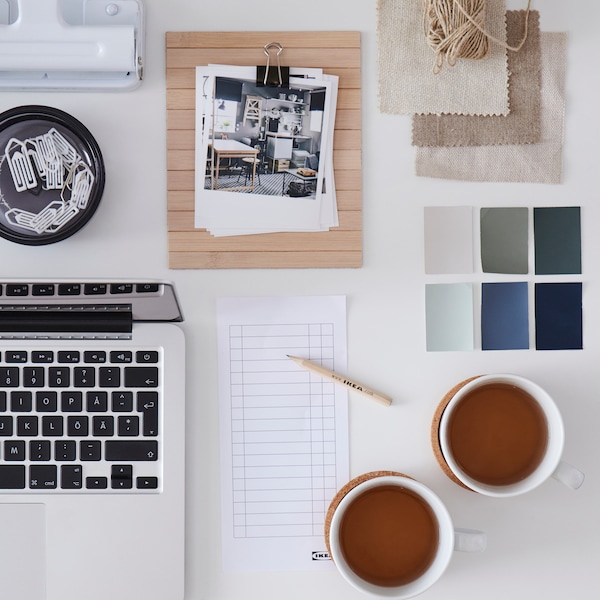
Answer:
324;470;411;558
430;376;483;491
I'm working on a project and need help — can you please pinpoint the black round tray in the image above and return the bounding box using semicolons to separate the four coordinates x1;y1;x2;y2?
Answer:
0;105;105;245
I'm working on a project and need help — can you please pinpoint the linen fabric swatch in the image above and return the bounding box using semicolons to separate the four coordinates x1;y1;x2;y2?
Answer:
377;0;509;116
412;10;541;147
415;31;567;183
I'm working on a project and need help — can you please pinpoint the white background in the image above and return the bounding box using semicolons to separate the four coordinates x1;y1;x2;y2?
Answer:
1;1;598;599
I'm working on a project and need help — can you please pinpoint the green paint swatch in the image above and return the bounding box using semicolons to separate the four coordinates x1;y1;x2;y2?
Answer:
534;207;581;274
480;207;529;274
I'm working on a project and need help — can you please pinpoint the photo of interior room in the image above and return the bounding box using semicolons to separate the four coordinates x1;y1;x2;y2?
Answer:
203;75;328;197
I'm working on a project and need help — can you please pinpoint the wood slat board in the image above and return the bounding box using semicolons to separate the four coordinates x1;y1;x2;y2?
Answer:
166;31;362;269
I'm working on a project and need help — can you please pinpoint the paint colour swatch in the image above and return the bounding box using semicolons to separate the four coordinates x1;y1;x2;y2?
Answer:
534;207;581;274
480;207;529;274
481;282;529;350
425;283;474;352
535;283;582;350
424;206;474;274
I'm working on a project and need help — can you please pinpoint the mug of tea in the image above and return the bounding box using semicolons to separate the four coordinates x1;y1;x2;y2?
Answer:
431;375;585;497
325;471;486;598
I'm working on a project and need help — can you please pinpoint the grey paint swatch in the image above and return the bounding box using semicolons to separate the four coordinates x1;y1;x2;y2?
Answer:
480;207;529;274
534;207;581;274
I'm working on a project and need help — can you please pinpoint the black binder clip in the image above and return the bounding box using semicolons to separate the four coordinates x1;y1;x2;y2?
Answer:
256;42;290;88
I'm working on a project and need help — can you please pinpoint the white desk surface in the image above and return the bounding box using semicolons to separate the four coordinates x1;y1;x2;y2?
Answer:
1;1;598;599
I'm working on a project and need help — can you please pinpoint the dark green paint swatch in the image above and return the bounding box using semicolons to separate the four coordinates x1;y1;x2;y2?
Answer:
534;207;581;275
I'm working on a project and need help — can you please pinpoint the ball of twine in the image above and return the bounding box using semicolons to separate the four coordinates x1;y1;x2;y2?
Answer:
423;0;531;74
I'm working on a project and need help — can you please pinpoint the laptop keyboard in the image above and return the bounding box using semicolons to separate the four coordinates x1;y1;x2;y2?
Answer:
0;346;162;493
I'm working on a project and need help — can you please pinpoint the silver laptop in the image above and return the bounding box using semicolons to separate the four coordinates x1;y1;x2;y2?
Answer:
0;280;185;600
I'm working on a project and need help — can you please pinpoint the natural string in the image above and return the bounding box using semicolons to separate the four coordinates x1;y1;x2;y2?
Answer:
424;0;532;74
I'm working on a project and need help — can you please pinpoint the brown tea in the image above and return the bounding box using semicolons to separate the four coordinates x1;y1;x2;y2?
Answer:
338;484;439;587
446;383;548;486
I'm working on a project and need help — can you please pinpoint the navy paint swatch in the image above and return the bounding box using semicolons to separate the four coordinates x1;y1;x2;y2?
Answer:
535;283;582;350
481;282;529;350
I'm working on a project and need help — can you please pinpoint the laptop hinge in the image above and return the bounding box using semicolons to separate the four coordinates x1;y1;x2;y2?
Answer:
0;304;133;337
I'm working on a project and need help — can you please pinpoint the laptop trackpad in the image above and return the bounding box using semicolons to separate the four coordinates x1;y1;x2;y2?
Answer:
0;504;46;600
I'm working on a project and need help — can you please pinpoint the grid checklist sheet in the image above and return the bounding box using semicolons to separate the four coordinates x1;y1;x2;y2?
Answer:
217;295;349;572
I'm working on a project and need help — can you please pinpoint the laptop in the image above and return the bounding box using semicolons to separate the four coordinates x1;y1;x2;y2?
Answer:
0;280;186;600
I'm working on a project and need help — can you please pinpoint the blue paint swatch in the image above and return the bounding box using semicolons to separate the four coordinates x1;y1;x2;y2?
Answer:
535;283;582;350
481;282;529;350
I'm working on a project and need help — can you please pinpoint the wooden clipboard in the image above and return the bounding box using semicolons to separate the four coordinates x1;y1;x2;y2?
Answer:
166;31;362;269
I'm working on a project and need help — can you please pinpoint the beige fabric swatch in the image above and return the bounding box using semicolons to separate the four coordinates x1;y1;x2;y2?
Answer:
412;10;541;147
415;32;567;184
377;0;509;116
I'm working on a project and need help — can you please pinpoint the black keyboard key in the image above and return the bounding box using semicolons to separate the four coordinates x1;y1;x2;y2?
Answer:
30;465;57;489
4;440;25;460
32;350;54;363
32;284;55;296
58;351;80;363
62;392;83;412
80;441;102;461
0;416;13;436
36;391;58;412
17;415;38;436
11;391;32;412
137;476;158;490
124;367;158;388
84;283;107;295
93;415;114;436
110;283;133;294
74;367;95;387
42;416;63;437
0;367;19;387
105;440;158;461
84;351;106;363
30;441;51;461
110;351;132;363
136;351;159;363
138;392;159;437
67;416;89;436
57;283;81;296
99;367;121;387
23;367;44;387
111;464;133;489
0;465;26;489
86;476;107;489
61;465;83;489
118;416;139;436
136;283;159;293
49;367;70;387
87;392;108;412
55;440;76;461
5;351;27;363
0;391;5;412
112;392;133;412
6;284;28;296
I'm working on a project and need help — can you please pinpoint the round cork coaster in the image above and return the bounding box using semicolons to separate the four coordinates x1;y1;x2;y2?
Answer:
324;470;412;558
430;376;483;491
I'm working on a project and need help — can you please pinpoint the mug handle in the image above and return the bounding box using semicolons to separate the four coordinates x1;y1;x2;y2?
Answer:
552;460;585;490
454;528;486;552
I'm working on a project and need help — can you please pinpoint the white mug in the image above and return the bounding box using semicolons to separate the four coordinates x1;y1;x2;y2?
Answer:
327;474;485;598
435;374;585;497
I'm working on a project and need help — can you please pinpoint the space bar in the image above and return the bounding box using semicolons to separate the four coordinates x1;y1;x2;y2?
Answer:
105;441;158;461
0;465;26;489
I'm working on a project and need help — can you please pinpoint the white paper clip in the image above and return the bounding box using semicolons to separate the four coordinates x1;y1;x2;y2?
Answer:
5;137;37;192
